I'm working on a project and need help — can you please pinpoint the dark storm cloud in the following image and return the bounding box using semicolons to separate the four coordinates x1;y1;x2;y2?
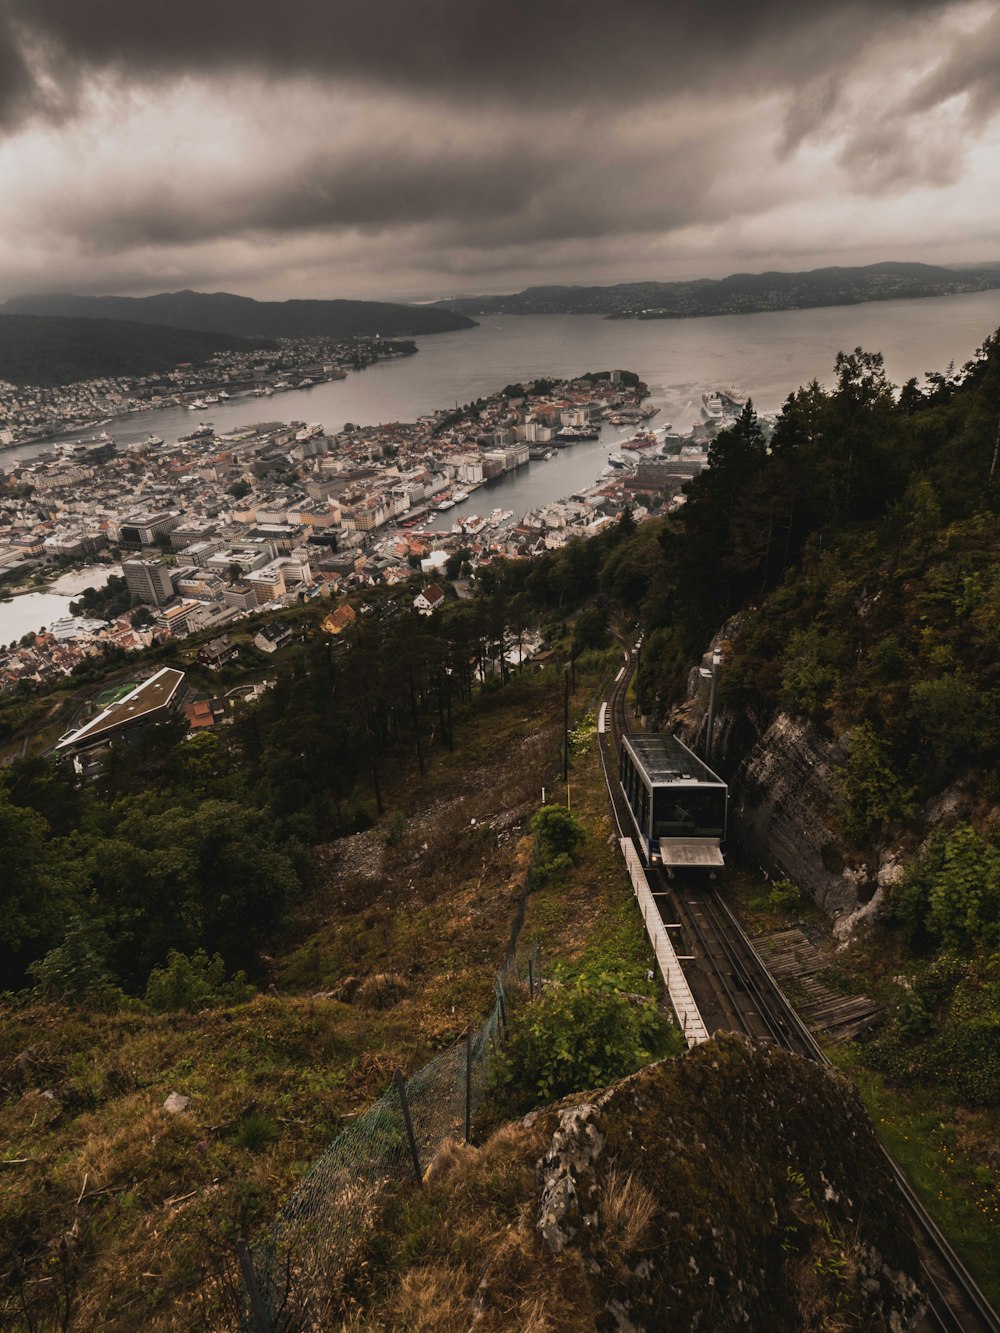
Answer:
905;6;1000;122
27;100;742;261
0;0;958;128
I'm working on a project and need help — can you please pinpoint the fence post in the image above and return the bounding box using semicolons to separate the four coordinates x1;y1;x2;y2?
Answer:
394;1070;423;1186
536;941;542;992
527;959;535;999
465;1026;473;1144
236;1239;271;1333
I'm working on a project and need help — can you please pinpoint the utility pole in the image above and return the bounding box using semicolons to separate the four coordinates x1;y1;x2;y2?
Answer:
704;649;721;767
634;634;641;719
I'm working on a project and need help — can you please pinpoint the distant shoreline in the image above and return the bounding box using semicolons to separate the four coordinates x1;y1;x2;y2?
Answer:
436;261;1000;323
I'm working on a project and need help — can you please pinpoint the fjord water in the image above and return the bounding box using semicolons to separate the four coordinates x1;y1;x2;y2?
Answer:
13;289;1000;475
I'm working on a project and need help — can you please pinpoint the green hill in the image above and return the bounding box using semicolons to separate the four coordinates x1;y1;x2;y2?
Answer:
0;313;273;387
435;260;1000;318
3;289;477;339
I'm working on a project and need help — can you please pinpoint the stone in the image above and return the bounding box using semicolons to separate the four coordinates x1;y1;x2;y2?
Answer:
163;1092;191;1115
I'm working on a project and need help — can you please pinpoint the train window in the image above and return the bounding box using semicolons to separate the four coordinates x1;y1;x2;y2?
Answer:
652;786;726;838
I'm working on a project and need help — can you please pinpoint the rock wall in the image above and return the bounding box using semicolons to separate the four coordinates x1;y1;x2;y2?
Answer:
726;710;877;917
670;649;876;920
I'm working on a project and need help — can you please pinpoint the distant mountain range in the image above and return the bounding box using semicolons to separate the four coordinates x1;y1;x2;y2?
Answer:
2;290;477;339
433;262;1000;320
0;314;273;388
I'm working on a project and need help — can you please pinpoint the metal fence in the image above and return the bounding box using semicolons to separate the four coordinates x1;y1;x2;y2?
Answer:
241;959;534;1331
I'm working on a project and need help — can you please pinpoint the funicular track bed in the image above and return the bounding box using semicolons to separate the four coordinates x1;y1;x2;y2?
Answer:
598;646;1000;1332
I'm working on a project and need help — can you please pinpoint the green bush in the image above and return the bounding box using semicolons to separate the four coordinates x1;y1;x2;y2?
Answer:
232;1111;279;1152
890;825;1000;953
767;878;801;913
27;917;129;1010
529;804;585;885
501;973;676;1107
834;722;913;844
143;948;256;1013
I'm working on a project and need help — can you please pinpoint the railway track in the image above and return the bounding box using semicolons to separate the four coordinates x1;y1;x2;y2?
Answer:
598;644;999;1333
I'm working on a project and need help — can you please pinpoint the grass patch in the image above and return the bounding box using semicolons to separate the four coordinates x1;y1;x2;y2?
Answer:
829;1045;1000;1308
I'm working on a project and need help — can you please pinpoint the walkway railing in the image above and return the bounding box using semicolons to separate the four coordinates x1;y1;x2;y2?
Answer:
620;837;709;1047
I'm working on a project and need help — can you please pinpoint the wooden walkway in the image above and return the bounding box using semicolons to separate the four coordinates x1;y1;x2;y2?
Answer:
753;927;882;1044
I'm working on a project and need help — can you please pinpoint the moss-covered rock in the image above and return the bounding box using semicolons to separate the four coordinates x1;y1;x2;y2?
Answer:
353;1033;925;1331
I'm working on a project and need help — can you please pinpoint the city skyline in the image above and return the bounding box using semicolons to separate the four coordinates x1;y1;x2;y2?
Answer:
0;0;998;302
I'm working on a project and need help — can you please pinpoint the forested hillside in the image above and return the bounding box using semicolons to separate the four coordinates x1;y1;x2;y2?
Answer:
3;290;477;340
0;313;272;387
3;329;1000;1323
435;261;1000;318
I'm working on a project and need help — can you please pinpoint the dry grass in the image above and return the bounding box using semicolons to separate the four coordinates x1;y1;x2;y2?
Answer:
599;1165;658;1254
0;670;589;1329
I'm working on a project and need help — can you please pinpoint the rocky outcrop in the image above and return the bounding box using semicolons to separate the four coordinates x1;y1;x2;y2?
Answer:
726;710;877;917
671;648;878;920
359;1035;926;1331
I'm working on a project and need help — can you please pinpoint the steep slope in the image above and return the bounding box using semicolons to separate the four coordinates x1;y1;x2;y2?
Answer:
343;1035;924;1331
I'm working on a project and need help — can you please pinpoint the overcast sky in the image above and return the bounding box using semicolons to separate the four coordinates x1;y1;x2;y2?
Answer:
0;0;997;302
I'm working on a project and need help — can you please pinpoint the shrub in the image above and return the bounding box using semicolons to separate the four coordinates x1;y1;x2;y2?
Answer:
767;879;801;913
232;1111;279;1152
143;948;256;1013
890;826;1000;953
27;917;129;1010
530;804;585;885
501;973;676;1108
834;722;913;844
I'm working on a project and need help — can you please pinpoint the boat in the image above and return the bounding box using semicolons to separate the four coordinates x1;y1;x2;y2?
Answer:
607;453;635;470
179;422;215;441
620;431;658;450
146;434;164;447
452;489;470;503
217;389;231;400
436;498;457;512
702;392;724;419
294;422;324;442
188;398;208;410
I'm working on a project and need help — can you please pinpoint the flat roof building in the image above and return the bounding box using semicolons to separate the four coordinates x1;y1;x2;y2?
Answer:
56;667;185;752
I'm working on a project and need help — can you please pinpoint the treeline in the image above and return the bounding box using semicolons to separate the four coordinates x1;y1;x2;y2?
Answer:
0;561;628;999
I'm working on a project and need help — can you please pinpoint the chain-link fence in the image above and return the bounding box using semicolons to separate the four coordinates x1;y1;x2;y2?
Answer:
241;957;536;1331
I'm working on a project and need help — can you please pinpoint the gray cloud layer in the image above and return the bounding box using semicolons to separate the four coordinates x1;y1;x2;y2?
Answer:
0;0;958;123
0;0;996;300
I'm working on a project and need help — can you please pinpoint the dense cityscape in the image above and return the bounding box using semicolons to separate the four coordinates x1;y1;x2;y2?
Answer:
0;369;718;693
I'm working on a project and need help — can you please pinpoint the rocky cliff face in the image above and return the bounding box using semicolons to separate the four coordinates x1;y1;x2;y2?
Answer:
671;652;881;924
351;1035;925;1331
726;710;875;917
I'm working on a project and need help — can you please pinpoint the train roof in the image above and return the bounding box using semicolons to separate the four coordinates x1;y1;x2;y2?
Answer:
623;732;725;787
